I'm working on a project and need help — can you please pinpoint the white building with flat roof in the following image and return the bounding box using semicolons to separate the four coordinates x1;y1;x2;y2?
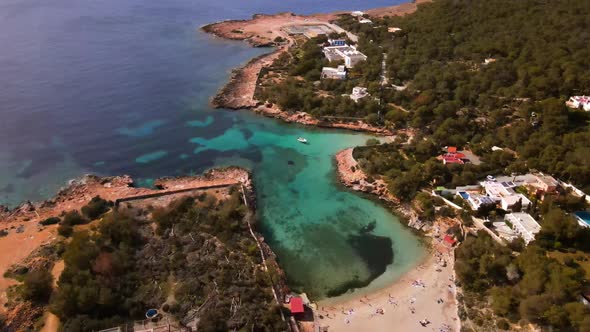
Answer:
566;96;590;111
481;181;531;211
323;45;367;68
350;87;369;102
321;65;347;80
505;212;541;245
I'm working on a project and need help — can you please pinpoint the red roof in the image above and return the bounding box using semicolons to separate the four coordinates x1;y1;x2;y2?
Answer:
442;157;464;165
444;235;457;246
447;147;457;153
290;297;304;314
447;152;465;159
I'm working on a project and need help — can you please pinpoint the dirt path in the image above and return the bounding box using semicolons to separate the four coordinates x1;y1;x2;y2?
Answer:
0;222;56;310
39;312;60;332
39;260;64;332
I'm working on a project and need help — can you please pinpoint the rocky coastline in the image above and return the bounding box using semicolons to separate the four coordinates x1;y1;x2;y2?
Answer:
334;147;428;231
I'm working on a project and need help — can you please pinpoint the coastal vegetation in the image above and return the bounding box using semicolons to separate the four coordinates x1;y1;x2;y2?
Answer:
255;36;384;121
347;0;590;191
257;0;590;194
47;188;285;331
352;138;515;202
456;208;590;331
2;187;285;331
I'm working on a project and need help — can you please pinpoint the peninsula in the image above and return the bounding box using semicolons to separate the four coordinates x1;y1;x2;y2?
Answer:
0;168;291;331
202;1;431;135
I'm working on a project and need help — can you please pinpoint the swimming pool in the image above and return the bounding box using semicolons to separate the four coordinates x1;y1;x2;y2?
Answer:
574;211;590;228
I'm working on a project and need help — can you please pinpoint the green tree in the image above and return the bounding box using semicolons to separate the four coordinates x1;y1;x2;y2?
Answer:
21;270;53;303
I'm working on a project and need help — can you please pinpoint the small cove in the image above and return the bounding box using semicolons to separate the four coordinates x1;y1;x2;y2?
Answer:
0;0;424;299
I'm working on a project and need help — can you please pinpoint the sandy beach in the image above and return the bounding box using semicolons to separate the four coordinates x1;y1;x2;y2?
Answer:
314;240;460;332
321;147;461;332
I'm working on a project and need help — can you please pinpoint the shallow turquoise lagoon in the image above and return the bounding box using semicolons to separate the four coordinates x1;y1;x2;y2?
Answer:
190;113;426;298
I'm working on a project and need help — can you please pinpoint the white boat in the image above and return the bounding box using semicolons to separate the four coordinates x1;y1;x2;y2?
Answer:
297;137;308;144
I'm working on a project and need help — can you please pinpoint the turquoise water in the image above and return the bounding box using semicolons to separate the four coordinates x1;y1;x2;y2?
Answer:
0;0;424;299
575;211;590;227
193;113;426;297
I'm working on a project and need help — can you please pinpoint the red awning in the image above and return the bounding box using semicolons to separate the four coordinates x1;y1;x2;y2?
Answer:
447;147;457;153
444;235;456;246
290;297;304;314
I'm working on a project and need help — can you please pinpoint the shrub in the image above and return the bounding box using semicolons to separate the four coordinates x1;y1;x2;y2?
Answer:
81;196;112;220
21;270;53;303
497;319;510;330
39;217;60;226
63;210;87;226
366;138;380;146
198;310;228;332
57;224;73;237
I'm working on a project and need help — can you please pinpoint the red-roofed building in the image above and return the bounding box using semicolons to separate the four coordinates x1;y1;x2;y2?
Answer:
438;150;466;165
290;297;304;314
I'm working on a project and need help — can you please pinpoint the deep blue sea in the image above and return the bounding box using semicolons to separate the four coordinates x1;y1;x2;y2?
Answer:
0;0;424;299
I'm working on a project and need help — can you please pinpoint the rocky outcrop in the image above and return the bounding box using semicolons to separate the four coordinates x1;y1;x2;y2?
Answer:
0;168;251;225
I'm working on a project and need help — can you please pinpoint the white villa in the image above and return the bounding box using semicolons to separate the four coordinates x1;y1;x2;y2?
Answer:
350;87;369;102
480;180;531;211
566;96;590;111
505;212;541;245
323;45;367;68
321;65;347;80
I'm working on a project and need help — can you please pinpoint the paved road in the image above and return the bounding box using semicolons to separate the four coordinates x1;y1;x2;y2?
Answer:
381;52;388;86
326;22;358;42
